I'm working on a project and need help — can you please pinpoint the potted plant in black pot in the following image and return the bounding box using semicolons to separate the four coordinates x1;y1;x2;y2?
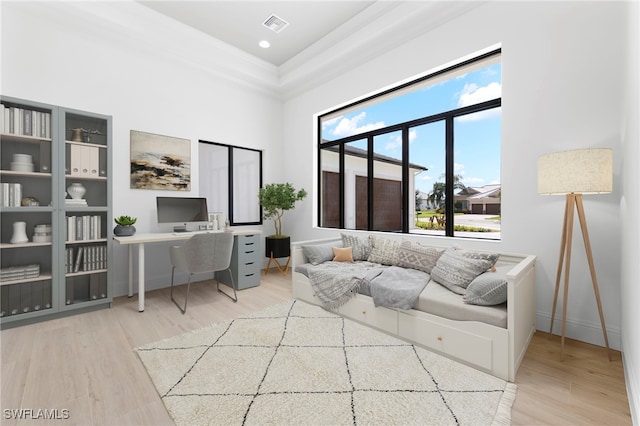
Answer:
113;215;137;237
258;183;307;264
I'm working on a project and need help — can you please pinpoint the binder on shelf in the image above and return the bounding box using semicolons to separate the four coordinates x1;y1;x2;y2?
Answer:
31;281;43;311
69;144;83;176
98;273;107;299
65;279;74;305
8;284;20;316
20;283;31;314
42;281;52;309
90;274;99;300
39;141;51;173
0;286;9;317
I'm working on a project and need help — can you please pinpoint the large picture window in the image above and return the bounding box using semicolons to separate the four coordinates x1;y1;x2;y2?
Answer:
318;48;501;239
199;141;262;226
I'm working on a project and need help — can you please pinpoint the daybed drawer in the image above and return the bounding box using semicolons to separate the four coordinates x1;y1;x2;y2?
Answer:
338;296;398;335
398;312;493;371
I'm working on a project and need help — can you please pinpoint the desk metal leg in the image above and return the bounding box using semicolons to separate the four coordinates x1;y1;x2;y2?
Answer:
138;243;145;312
128;246;133;297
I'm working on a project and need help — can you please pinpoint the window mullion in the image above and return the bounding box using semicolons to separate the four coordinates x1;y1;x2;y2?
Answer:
367;136;374;231
445;117;454;236
402;127;410;233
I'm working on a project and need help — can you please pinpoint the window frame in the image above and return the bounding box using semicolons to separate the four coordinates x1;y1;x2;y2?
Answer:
199;140;263;226
317;48;501;238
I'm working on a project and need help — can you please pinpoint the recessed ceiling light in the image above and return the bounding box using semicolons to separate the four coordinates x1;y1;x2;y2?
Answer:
259;40;271;49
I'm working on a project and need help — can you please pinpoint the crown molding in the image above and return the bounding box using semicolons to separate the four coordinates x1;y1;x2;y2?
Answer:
278;1;484;100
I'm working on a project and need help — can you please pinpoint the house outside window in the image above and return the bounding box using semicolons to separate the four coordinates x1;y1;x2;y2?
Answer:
318;48;502;239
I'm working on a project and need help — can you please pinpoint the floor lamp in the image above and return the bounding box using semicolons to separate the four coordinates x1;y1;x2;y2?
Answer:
538;148;613;361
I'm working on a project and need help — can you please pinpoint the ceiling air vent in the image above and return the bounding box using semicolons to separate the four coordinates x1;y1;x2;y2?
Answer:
263;14;289;34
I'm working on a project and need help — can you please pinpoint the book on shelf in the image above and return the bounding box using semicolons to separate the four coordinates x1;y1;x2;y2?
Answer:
66;214;102;242
0;183;22;207
0;103;51;138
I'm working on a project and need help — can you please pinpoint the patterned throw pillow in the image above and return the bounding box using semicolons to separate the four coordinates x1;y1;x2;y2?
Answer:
395;241;445;274
341;233;372;261
464;266;509;305
367;236;400;265
431;248;499;295
332;246;354;262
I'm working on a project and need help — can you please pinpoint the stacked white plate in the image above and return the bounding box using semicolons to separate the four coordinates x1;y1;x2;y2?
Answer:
33;224;52;243
10;153;34;172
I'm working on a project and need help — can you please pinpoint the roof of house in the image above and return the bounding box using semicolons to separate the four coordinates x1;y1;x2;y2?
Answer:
456;184;501;199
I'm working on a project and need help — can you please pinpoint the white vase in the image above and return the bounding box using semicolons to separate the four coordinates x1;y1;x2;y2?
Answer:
10;221;29;244
67;183;86;199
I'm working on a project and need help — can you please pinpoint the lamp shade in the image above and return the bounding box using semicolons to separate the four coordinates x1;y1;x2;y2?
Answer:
538;148;612;195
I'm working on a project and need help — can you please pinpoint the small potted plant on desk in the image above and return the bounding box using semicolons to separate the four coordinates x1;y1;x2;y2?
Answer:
258;183;307;274
114;215;137;237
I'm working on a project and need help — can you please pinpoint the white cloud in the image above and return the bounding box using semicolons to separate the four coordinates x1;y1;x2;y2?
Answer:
462;176;485;184
332;112;385;137
384;129;417;151
322;116;342;129
456;81;502;122
458;82;501;107
454;163;464;173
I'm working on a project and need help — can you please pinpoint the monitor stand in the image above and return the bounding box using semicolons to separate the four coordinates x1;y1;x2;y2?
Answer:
173;225;191;233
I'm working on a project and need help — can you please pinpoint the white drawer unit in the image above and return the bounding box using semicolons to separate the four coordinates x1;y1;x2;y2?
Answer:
338;294;398;335
217;233;261;290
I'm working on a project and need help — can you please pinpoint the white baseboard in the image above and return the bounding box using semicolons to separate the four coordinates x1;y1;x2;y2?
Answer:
536;312;621;351
112;272;211;299
622;349;639;425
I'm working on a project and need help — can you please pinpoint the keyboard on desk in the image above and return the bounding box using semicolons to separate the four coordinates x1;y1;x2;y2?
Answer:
172;230;222;236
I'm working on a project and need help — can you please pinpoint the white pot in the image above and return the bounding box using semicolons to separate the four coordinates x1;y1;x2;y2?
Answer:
10;221;29;244
67;183;86;200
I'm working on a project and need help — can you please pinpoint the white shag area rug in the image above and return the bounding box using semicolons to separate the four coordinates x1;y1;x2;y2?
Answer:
136;300;516;426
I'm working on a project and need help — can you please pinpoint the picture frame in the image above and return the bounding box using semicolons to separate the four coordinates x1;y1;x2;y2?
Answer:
130;130;190;191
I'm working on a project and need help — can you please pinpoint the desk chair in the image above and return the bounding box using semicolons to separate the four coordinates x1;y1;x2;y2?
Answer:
169;232;236;314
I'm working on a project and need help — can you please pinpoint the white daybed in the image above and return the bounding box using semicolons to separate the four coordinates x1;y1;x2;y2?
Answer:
291;237;536;382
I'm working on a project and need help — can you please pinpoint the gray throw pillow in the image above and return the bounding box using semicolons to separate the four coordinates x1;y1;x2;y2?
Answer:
395;241;445;274
367;236;400;265
464;266;510;305
431;247;499;295
302;241;343;265
341;233;372;261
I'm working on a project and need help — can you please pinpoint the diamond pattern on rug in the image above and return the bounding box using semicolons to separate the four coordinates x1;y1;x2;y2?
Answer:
136;300;515;425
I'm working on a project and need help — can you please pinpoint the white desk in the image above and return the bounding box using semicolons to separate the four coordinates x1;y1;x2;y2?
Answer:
113;229;261;312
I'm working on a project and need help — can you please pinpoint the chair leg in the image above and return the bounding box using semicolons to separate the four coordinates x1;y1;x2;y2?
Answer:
170;267;191;314
216;268;237;302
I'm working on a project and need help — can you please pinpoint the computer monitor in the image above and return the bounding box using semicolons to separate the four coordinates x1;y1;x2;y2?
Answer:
156;196;209;232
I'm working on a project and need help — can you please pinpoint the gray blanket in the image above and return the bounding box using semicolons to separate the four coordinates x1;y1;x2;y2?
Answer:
369;266;430;310
307;262;386;309
307;262;429;310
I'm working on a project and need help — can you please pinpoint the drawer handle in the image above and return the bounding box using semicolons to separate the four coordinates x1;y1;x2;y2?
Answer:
246;262;254;266
245;250;254;254
246;242;254;246
437;336;443;342
245;273;254;277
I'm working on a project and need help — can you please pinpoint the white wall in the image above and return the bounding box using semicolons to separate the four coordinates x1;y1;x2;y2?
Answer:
282;1;628;351
1;2;283;296
621;1;640;423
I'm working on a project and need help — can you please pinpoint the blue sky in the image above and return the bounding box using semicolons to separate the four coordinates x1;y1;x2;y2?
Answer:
321;63;502;194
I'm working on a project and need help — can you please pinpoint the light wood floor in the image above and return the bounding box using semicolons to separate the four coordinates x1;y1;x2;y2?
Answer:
1;271;631;425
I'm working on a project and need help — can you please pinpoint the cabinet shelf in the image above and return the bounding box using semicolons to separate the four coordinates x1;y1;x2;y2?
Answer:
1;206;53;213
65;238;107;245
1;96;112;329
0;273;53;286
0;242;52;249
1;133;52;144
65;269;107;278
0;170;52;178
